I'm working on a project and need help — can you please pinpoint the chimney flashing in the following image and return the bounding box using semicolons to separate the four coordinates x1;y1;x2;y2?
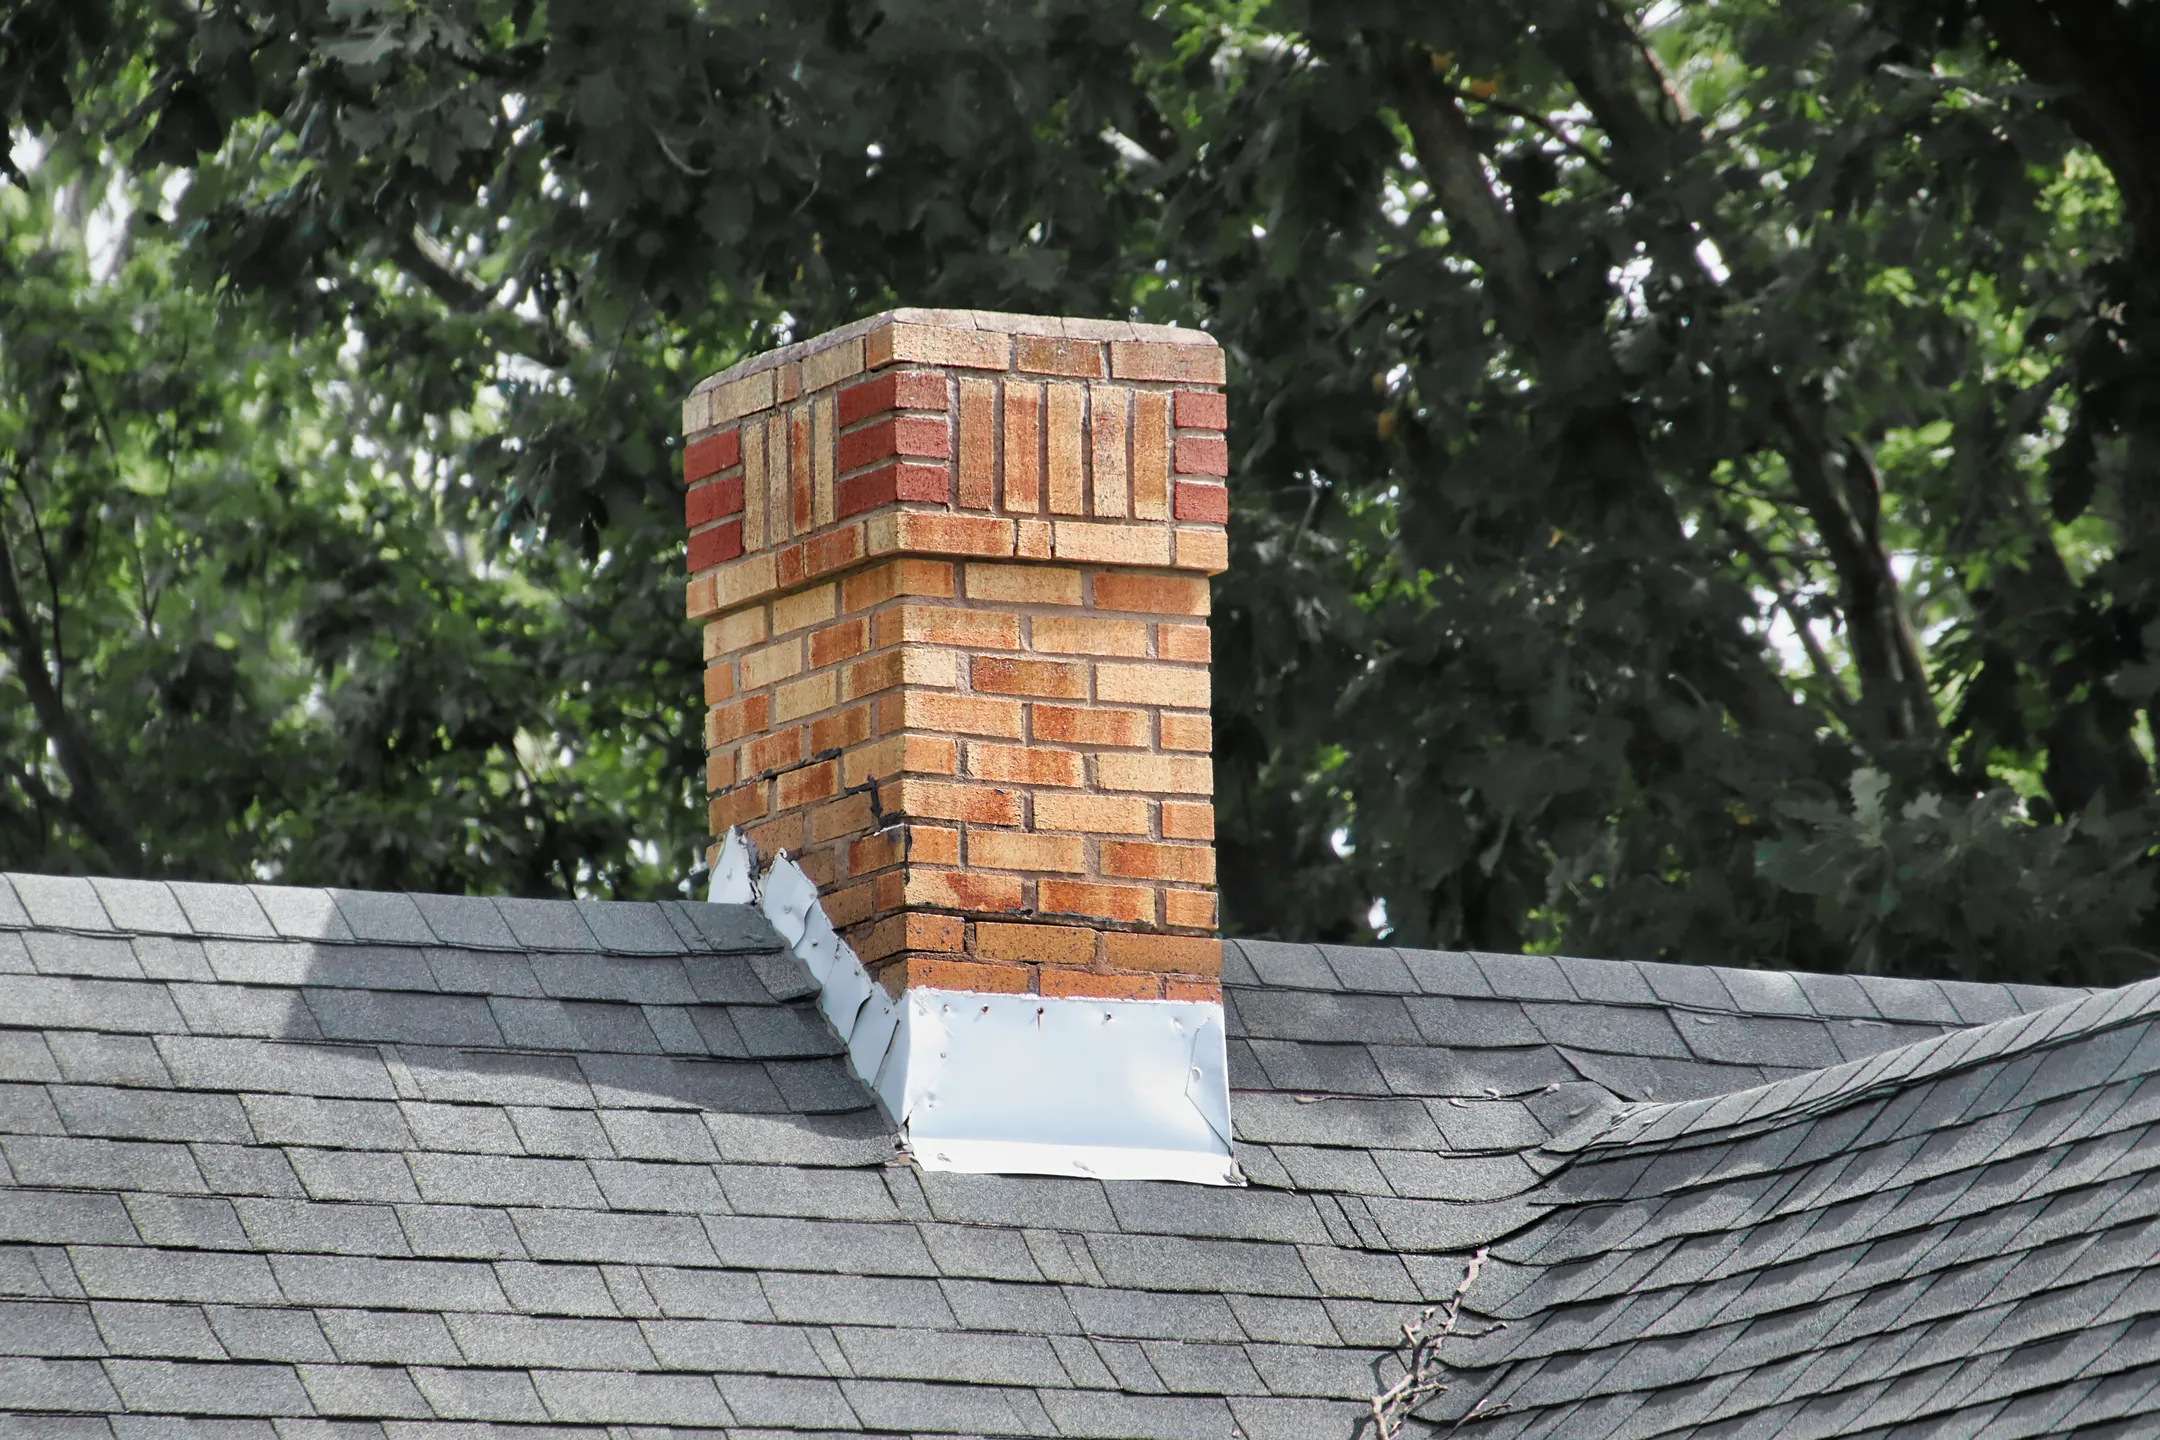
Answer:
718;831;1242;1185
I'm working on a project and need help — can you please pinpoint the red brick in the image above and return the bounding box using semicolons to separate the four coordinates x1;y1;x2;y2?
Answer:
1165;978;1223;1002
775;760;839;809
684;430;742;483
687;520;745;572
837;461;948;519
687;476;745;527
1174;482;1229;524
1173;435;1229;476
976;922;1097;966
709;782;769;830
883;955;1030;995
837;370;947;427
702;665;734;705
803;524;865;578
838;414;950;473
743;728;806;776
809;704;873;754
1173;391;1227;430
809;791;875;844
906;869;1026;913
706;694;770;746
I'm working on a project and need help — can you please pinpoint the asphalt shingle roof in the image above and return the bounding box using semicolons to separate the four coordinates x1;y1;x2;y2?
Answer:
0;872;2128;1438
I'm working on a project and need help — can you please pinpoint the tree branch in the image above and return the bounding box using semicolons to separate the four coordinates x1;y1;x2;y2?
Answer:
0;483;140;873
392;226;585;370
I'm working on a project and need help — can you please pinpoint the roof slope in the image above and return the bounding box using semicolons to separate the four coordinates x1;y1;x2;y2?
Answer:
0;873;2098;1437
1435;978;2160;1439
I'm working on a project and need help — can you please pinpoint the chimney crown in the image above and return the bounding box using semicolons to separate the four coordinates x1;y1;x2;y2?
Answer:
685;309;1227;1003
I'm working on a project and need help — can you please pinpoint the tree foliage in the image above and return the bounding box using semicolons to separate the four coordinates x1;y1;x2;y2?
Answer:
3;0;2158;985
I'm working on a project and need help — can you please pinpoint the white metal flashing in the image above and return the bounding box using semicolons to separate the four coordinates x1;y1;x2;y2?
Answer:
708;829;1242;1185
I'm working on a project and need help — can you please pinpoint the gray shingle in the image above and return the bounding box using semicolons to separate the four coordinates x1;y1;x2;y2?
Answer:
168;983;315;1038
407;1153;605;1209
0;975;185;1033
579;1054;786;1114
89;1300;225;1359
1106;1182;1330;1243
640;1318;828;1374
395;1203;526;1260
155;1038;395;1100
9;874;113;931
292;1361;431;1418
408;1365;550;1421
1085;1233;1316;1298
1320;945;1419;994
720;1164;902;1221
938;1278;1080;1335
204;1306;335;1362
323;892;434;946
488;997;661;1054
576;901;688;956
587;1160;727;1214
25;931;142;978
121;1194;248;1250
89;880;192;937
4;1136;207;1193
246;887;353;942
761;1273;955;1328
267;1255;509;1312
1065;1286;1245;1342
70;1249;281;1305
189;1145;306;1199
240;1096;412;1152
0;1298;106;1356
668;900;782;955
0;1356;123;1411
511;1209;716;1266
532;1367;732;1424
423;947;542;998
285;1148;421;1203
304;990;502;1049
130;935;214;983
839;1376;1050;1433
715;1371;855;1428
914;1171;1112;1231
315;1308;462;1366
495;899;601;953
1037;1386;1235;1439
234;1199;409;1257
0;873;30;927
636;1265;772;1321
918;1223;1044;1282
402;893;515;951
1234;941;1336;990
506;1106;613;1158
443;1312;658;1369
1229;1294;1342;1345
167;883;278;939
51;1085;253;1143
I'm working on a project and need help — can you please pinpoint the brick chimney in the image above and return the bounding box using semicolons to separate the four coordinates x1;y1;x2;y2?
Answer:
683;310;1227;1005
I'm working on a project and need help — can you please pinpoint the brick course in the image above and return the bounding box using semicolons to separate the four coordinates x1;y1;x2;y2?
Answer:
683;310;1228;1001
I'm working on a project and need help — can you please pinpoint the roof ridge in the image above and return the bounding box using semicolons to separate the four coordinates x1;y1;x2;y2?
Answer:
1550;975;2160;1159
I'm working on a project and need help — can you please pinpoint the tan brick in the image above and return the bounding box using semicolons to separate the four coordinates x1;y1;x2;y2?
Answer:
683;387;713;435
1161;800;1215;840
842;646;958;701
1102;840;1215;884
1108;339;1226;385
843;734;958;786
741;638;805;690
1163;889;1218;930
706;749;736;790
824;880;875;929
892;690;1024;739
1046;383;1085;515
869;322;1010;371
854;912;967;965
967;743;1083;788
809;617;870;670
970;656;1086;699
1033;793;1149;835
976;922;1097;967
1175;526;1230;574
1003;382;1042;512
743;727;806;776
775;760;839;809
958;378;997;510
868;510;1016;560
1039;879;1156;925
841;558;954;612
812;392;837;527
1031;704;1148;747
1098;753;1213;795
1158;623;1210;663
709;781;770;830
809;704;873;754
707;694;770;746
878;604;1021;651
1014;518;1053;559
774;672;836;723
789;403;813;535
1160;713;1212;752
742;414;767;551
713;552;778;612
1053;521;1170;567
847;827;906;877
968;831;1086;873
1096;662;1209;710
1030;615;1148;657
800;336;865;393
881;954;1029;995
702;665;734;705
1132;389;1170;522
767;412;792;544
776;361;802;405
711;367;778;422
1090;385;1129;518
1015;335;1104;377
746;811;805;859
686;572;719;620
892;778;1024;825
1165;977;1222;1002
1094;572;1209;616
705;606;769;659
1104;931;1222;974
1041;969;1161;1000
910;824;962;867
809;791;876;844
965;564;1082;607
905;869;1026;913
773;583;837;635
